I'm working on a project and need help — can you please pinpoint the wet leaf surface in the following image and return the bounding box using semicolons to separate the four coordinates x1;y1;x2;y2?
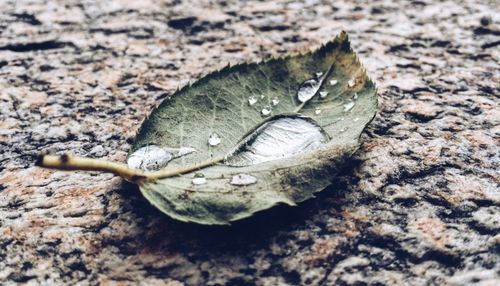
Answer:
131;32;377;224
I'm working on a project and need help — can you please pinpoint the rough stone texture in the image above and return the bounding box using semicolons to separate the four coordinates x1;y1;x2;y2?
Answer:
0;0;499;285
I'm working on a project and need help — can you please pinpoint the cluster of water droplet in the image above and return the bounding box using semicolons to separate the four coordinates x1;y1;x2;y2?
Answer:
248;94;281;117
247;71;360;119
190;172;258;186
206;73;361;156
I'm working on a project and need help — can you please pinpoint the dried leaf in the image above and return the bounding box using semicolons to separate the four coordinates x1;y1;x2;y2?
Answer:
129;32;378;224
36;32;377;225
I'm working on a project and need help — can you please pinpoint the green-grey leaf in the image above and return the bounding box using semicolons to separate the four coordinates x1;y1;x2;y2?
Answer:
131;32;377;225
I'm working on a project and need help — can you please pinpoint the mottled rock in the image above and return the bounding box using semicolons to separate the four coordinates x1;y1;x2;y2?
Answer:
0;0;499;285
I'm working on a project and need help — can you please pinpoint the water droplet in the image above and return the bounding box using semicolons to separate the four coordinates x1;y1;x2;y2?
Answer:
192;177;207;185
353;93;358;100
230;174;257;186
340;127;348;133
353;117;360;122
192;173;206;185
348;78;355;88
343;101;355;112
272;98;280;106
297;78;321;103
225;115;329;167
316;71;323;77
319;91;329;98
127;145;172;171
315;107;322;115
329;79;338;86
248;96;257;106
260;94;265;99
261;107;271;116
208;133;221;146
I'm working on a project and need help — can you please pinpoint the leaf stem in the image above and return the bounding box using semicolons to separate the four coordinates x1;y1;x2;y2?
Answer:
146;156;224;180
36;154;224;182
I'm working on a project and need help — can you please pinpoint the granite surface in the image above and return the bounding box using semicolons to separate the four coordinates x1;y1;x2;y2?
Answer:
0;0;499;285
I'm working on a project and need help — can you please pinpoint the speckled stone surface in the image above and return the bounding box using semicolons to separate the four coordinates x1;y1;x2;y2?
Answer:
0;0;499;285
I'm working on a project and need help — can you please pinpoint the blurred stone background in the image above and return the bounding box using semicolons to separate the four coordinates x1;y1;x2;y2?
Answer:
0;0;498;285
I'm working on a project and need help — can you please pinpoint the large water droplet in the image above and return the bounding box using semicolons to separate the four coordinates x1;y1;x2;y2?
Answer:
329;79;338;86
261;107;271;116
127;145;172;171
208;133;221;146
225;115;329;167
230;174;257;186
272;98;280;106
248;96;257;106
343;101;355;112
319;91;329;98
260;94;265;99
315;107;322;115
297;78;321;103
316;71;323;77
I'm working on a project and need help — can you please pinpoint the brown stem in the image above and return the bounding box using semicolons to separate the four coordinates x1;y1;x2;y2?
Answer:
36;154;224;182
